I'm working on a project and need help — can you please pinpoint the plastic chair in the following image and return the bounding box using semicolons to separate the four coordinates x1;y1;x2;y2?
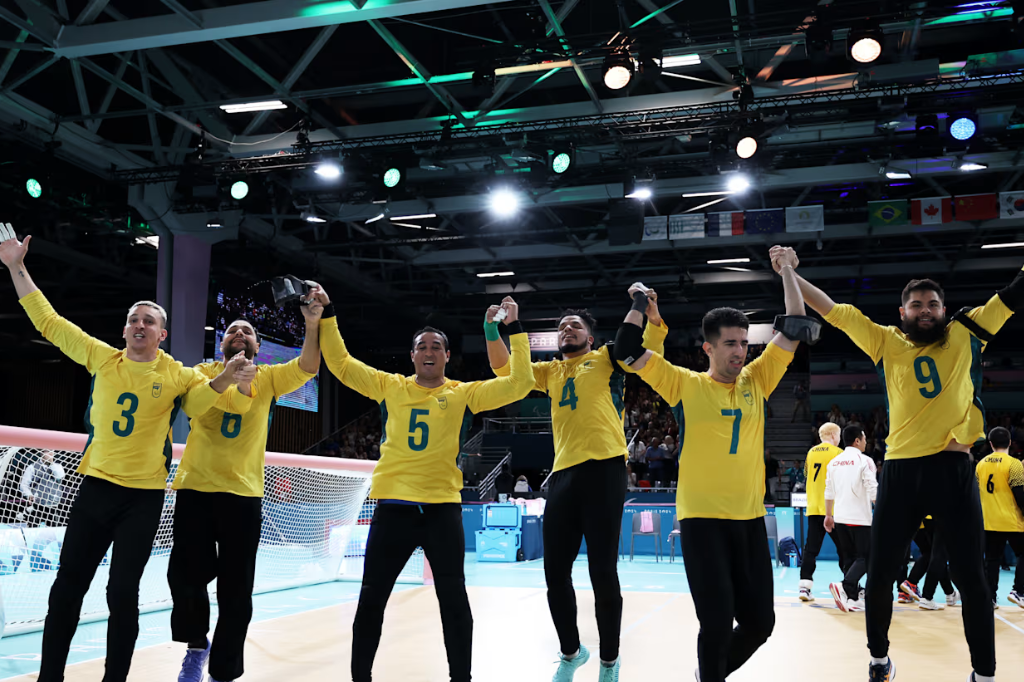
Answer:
764;515;782;567
667;518;681;562
637;480;651;488
630;512;662;562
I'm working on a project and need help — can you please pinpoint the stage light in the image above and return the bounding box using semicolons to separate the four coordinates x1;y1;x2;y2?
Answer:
952;159;987;172
949;114;977;140
26;178;42;199
916;113;939;135
603;51;634;90
489;189;519;218
315;163;342;179
881;164;912;180
230;181;249;200
383;167;402;188
625;187;652;200
736;136;758;159
220;100;287;114
552;151;573;174
707;258;751;264
727;174;751;193
476;271;516;278
848;26;883;64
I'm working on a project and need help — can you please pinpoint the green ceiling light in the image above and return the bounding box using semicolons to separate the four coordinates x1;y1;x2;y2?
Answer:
552;152;572;174
383;167;402;188
230;180;249;200
26;178;42;199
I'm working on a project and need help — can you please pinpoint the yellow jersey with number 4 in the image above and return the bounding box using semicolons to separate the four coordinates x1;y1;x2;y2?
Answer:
823;295;1013;460
637;343;795;520
492;322;668;473
805;443;844;516
976;453;1024;533
320;317;534;503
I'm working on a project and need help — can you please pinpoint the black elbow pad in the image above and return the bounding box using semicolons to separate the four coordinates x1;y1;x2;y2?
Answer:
613;323;645;365
997;267;1024;311
773;315;823;345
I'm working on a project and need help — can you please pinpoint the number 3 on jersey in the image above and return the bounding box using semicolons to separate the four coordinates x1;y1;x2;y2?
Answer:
558;378;578;410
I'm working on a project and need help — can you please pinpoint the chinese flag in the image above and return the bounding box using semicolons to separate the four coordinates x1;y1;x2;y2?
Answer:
955;193;998;221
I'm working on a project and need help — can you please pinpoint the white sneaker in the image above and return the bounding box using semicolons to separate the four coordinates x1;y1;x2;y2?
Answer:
799;579;814;602
1009;590;1024;608
829;582;849;612
946;590;961;607
918;598;945;610
846;599;865;612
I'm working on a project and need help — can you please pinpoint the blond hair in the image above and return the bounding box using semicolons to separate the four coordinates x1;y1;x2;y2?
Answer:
819;422;841;441
127;300;168;328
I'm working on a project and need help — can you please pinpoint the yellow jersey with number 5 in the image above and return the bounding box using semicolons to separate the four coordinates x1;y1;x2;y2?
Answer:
823;295;1013;460
637;343;795;520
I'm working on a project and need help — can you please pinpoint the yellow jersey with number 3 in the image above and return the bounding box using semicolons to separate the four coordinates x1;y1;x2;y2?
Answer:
804;443;844;516
637;343;795;520
492;322;668;473
823;295;1013;460
976;453;1024;533
319;316;534;503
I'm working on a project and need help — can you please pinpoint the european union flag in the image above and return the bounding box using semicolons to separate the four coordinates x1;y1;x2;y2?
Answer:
744;208;784;234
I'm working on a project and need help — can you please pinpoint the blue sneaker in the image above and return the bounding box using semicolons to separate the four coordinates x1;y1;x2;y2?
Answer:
597;657;620;682
868;657;895;682
552;644;590;682
177;642;211;682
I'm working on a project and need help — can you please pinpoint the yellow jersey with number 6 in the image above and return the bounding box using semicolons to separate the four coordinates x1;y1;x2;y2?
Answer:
976;453;1024;533
823;295;1013;460
637;343;795;520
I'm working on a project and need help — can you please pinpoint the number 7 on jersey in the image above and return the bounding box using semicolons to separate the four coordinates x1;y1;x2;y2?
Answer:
721;409;742;455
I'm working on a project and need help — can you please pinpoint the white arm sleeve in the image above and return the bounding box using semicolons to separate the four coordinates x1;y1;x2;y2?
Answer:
19;464;34;498
862;457;878;502
823;465;835;502
50;462;65;481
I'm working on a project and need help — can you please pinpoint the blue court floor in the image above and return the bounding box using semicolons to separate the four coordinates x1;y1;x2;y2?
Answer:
0;557;1019;680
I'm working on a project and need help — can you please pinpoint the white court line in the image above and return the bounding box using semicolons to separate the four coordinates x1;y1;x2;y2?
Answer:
995;612;1024;636
621;593;683;637
779;568;788;579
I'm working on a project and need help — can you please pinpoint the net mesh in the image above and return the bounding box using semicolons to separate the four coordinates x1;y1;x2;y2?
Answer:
0;441;423;636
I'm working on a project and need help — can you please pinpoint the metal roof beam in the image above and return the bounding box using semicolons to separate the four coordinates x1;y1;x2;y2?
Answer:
537;0;602;114
0;30;31;87
88;50;132;134
75;0;111;25
0;5;57;47
52;0;516;58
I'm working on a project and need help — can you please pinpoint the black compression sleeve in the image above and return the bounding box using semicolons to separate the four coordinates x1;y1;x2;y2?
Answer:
613;322;645;365
322;303;336;319
1013;485;1024;517
506;320;524;336
997;267;1024;311
630;291;648;313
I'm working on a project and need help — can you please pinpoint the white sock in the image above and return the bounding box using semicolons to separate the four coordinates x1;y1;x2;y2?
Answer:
562;649;579;661
870;657;889;666
974;675;994;682
601;658;618;667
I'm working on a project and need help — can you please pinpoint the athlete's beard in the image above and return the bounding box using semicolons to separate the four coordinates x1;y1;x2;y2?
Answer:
902;316;947;345
226;338;257;361
559;340;589;355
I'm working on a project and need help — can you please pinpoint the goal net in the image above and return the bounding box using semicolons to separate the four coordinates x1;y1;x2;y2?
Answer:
0;425;424;637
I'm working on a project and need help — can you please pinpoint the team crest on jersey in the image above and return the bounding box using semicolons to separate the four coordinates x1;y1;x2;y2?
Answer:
582;361;593;368
437;396;448;410
742;390;754;406
152;383;163;398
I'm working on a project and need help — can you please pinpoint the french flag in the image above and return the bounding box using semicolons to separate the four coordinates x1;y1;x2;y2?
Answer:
707;211;744;236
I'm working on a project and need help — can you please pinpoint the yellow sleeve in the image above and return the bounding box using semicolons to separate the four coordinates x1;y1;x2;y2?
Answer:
179;365;225;418
823;303;889;364
319;316;389;402
465;333;535;412
965;294;1014;344
19;290;120;373
642;319;669;356
267;357;318;398
493;356;550;393
636;353;695;405
745;343;795;398
1009;458;1024;488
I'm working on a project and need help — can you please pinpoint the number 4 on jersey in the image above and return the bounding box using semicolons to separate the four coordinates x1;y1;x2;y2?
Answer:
558;378;579;411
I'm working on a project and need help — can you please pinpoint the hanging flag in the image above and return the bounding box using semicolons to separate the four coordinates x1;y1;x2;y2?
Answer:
955;193;999;221
785;205;824;232
867;200;909;227
999;191;1024;219
745;208;784;234
642;216;668;241
911;197;952;225
707;211;744;236
668;213;705;240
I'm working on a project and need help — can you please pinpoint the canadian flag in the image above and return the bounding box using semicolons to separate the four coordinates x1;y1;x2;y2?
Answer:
911;197;953;225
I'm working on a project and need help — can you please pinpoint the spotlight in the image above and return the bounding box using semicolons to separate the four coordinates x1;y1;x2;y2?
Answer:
952;159;987;172
315;162;342;179
26;178;42;199
383;167;403;188
727;174;751;193
603;50;634;90
230;180;249;201
880;164;912;180
916;113;939;137
551;147;574;174
735;136;758;159
948;113;978;141
625;187;652;200
489;189;519;218
301;211;327;223
847;26;883;64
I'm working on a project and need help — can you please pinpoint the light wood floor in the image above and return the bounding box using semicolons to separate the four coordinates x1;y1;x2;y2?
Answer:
10;587;1024;681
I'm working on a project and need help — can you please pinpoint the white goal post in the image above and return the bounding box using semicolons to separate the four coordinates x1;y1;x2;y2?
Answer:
0;425;424;638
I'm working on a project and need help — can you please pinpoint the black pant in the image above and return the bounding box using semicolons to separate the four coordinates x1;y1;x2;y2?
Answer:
907;526;934;586
169;489;262;681
985;531;1024;600
544;456;626;663
833;524;871;599
39;476;163;682
801;515;846;581
682;518;774;682
864;452;994;676
922;524;955;600
352;503;471;682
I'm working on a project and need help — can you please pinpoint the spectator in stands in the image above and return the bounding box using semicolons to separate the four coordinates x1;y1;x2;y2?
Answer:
662;435;678;484
495;463;515;497
828;404;848;427
514;476;532;493
19;450;65;527
645;437;666;486
792;381;810;422
628;435;647;481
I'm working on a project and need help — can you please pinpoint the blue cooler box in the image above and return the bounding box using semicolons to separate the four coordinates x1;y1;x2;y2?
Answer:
482;504;521;529
475;529;521;562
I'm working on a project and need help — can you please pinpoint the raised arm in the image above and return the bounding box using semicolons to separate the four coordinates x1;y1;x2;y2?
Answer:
467;300;535;412
310;286;388;402
613;284;658;370
769;251;805;353
770;245;835;317
297;290;323;374
485;297;513;371
0;224;38;298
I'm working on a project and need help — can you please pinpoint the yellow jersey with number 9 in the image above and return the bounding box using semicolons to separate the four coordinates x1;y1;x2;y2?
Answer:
637;343;795;520
823;295;1013;460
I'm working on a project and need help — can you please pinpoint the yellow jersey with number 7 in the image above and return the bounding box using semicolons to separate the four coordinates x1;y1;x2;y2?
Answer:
823;295;1013;460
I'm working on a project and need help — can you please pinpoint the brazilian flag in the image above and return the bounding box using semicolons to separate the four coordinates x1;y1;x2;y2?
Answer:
868;200;909;227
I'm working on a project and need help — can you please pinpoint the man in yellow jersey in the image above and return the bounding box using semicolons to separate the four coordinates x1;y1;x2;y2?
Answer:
977;427;1024;609
170;304;323;682
0;224;248;682
615;248;810;682
800;422;846;601
486;291;667;682
310;286;533;682
781;243;1023;682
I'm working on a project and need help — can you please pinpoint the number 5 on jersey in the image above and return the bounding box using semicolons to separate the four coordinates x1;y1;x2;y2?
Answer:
409;409;430;451
558;378;578;410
